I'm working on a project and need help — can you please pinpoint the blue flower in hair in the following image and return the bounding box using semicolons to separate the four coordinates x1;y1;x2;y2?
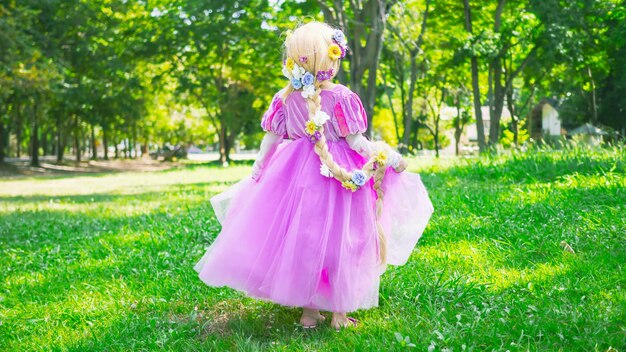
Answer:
351;170;367;187
333;30;347;46
291;78;303;89
302;72;315;86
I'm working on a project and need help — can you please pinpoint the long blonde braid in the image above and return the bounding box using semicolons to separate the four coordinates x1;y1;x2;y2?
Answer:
306;82;389;263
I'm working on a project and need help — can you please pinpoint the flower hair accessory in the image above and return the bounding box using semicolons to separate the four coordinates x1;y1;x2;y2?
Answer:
316;68;334;82
320;144;396;192
305;110;330;142
328;44;342;60
332;29;348;59
341;170;367;192
373;150;387;169
282;28;348;92
283;59;317;98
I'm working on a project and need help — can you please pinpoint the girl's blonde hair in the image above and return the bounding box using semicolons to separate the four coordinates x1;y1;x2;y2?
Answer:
282;21;389;263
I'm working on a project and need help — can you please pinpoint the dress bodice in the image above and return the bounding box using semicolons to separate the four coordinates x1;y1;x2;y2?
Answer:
261;84;368;142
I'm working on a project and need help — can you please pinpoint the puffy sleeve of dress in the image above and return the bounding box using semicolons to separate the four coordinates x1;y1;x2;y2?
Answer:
260;92;287;137
332;91;368;137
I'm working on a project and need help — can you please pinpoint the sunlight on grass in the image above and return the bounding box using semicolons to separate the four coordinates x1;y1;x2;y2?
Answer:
1;149;625;350
0;180;242;217
418;239;574;292
0;166;250;197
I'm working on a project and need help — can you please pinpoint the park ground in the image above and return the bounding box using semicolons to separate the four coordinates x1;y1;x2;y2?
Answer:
0;148;625;351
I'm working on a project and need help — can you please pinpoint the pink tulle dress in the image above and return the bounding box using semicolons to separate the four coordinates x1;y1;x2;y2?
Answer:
194;84;433;313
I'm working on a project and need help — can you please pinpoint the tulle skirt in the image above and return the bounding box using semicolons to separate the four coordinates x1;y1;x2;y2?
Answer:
194;138;433;312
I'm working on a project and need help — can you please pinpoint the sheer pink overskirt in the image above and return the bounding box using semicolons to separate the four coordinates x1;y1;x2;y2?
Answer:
195;138;433;312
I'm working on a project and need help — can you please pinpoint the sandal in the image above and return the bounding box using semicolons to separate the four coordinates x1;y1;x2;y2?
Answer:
332;316;358;331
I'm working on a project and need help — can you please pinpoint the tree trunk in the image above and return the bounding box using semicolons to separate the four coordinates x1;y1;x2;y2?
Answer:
91;125;97;159
51;132;56;158
16;103;22;158
41;130;47;156
132;124;138;159
82;127;88;158
402;50;419;153
463;0;487;153
454;102;462;156
30;96;40;167
141;131;149;158
506;88;518;147
411;117;423;151
434;118;440;158
398;59;407;150
489;0;507;147
218;122;229;165
489;59;505;147
319;0;396;137
102;127;109;160
74;115;81;162
587;66;598;124
56;115;64;163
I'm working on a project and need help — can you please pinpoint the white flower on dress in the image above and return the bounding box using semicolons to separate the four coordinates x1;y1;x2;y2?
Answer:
291;65;305;80
320;164;333;178
301;84;315;99
312;110;330;127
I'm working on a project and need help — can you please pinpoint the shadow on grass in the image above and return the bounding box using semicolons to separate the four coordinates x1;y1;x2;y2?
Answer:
0;180;239;205
177;159;255;171
2;148;625;350
0;159;182;180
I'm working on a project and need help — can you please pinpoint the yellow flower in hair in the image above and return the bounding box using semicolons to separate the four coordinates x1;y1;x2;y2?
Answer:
374;151;388;166
328;44;342;60
305;120;317;135
285;57;295;71
341;180;358;192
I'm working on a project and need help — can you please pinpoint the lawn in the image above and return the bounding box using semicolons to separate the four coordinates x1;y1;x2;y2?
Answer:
1;148;625;351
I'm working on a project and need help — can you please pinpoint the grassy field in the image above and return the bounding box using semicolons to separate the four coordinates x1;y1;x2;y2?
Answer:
1;148;625;351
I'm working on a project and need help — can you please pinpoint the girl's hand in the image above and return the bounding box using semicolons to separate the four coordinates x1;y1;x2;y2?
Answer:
251;162;262;182
393;158;408;173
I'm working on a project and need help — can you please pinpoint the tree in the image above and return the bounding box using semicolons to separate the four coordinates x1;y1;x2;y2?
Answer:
149;0;277;164
452;85;472;155
486;1;541;147
530;0;618;131
384;0;431;154
318;0;399;136
462;0;487;153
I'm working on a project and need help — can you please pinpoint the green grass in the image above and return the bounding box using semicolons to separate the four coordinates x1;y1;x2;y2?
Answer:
1;148;625;351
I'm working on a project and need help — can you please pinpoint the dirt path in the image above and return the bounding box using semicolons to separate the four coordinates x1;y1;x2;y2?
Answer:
0;158;178;178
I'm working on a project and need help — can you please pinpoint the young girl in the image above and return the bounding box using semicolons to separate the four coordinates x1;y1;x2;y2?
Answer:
194;22;433;330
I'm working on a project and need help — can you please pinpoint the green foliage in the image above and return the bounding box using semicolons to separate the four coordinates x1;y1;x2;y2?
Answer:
149;0;281;161
501;119;530;148
372;107;399;147
529;0;623;130
1;0;625;164
418;128;450;150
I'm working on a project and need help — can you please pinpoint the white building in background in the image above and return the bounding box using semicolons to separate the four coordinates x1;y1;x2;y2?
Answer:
541;103;561;136
529;99;564;140
569;123;607;147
